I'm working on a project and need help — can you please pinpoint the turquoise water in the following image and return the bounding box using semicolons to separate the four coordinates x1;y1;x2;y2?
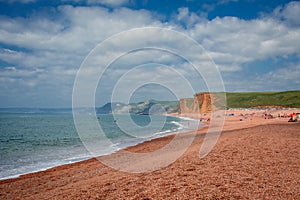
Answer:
0;111;200;179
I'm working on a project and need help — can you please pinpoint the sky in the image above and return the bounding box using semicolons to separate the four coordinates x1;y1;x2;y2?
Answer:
0;0;299;108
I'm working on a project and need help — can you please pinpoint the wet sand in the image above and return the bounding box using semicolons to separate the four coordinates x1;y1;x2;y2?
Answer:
1;110;300;199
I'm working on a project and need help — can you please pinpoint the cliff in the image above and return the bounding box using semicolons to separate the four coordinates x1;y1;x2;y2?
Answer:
178;92;213;114
178;90;300;113
96;100;178;115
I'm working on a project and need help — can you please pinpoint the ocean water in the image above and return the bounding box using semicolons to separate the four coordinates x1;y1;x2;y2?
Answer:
0;111;201;180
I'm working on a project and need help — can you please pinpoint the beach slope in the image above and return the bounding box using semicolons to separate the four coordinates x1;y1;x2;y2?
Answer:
1;120;299;199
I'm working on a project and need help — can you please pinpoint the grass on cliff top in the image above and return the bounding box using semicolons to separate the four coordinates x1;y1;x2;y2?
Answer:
221;90;300;108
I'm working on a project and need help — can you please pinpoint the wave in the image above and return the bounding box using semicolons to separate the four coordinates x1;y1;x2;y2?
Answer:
170;121;185;129
176;116;199;121
0;153;94;180
0;114;204;180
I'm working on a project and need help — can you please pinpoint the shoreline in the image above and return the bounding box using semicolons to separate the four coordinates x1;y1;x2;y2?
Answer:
1;109;299;178
1;109;300;199
0;120;206;182
0;114;203;181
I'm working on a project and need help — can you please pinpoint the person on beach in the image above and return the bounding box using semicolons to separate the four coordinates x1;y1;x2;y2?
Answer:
288;113;297;122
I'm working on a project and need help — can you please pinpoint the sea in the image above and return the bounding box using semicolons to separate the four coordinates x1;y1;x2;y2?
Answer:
0;108;201;180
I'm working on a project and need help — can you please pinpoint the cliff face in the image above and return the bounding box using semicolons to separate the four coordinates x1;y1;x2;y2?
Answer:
178;92;212;114
96;100;178;114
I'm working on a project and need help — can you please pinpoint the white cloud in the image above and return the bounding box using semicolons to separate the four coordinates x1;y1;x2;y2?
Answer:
261;63;300;83
0;5;166;106
192;16;300;57
0;6;162;53
87;0;130;7
251;63;300;91
1;1;300;107
273;1;300;27
218;0;238;4
186;14;300;73
3;0;36;3
176;7;204;28
109;65;196;103
0;6;165;69
61;0;131;7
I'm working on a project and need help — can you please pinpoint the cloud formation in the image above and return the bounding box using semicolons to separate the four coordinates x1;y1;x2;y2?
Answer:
273;1;300;27
61;0;131;7
3;0;36;3
0;1;299;107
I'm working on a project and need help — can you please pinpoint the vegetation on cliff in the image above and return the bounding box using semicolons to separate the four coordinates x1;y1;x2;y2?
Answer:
179;90;300;114
96;100;178;114
223;90;300;108
97;90;300;115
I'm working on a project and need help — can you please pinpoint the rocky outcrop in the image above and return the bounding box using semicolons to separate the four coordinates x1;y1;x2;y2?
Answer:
196;92;213;114
178;98;199;114
178;92;212;114
96;100;178;115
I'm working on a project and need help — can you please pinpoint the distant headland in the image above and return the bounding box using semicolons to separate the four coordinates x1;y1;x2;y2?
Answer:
96;90;300;115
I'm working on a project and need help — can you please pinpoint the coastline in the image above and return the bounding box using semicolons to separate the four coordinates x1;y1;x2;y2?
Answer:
0;114;202;181
1;109;300;199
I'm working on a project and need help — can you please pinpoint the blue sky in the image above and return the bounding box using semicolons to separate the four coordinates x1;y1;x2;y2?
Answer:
0;0;299;107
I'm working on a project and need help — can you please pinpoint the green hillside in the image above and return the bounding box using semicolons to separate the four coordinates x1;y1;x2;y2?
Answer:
223;90;300;108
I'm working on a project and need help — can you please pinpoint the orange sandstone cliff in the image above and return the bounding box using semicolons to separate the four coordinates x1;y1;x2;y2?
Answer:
178;92;212;114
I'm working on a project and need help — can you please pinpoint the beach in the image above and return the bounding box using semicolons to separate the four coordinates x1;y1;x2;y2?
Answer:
1;109;300;199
